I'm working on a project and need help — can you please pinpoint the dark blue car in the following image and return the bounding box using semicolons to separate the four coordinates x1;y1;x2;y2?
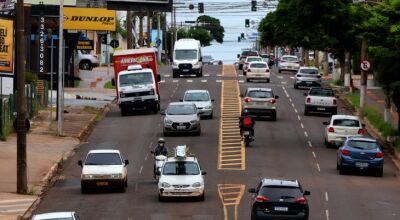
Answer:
337;137;384;177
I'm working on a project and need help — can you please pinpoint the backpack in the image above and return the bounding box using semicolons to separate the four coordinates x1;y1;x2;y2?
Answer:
243;116;252;127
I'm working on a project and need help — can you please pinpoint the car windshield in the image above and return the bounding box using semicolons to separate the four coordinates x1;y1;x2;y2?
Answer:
184;92;210;101
175;49;197;60
309;88;334;97
247;57;262;62
162;161;200;175
250;63;267;68
85;153;122;165
260;186;302;200
242;51;258;56
247;90;273;98
300;69;318;74
202;56;213;61
333;119;360;127
348;140;378;150
282;56;298;62
119;72;153;86
167;105;196;115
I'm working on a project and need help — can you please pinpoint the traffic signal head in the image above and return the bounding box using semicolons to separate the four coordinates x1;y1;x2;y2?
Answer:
198;3;204;13
245;19;250;28
251;0;257;11
241;33;245;39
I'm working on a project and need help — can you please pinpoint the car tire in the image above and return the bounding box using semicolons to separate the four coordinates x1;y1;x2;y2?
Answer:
158;194;165;202
278;69;281;73
195;127;201;136
243;71;246;76
119;184;126;193
125;177;128;187
294;84;298;89
266;78;270;83
121;107;128;116
81;183;88;194
80;61;92;70
271;112;277;121
304;109;309;116
208;113;213;119
239;65;243;70
325;138;331;148
376;168;383;177
163;131;169;137
152;105;158;114
246;78;250;82
198;193;205;201
173;72;179;78
336;162;340;170
251;213;258;220
332;109;338;115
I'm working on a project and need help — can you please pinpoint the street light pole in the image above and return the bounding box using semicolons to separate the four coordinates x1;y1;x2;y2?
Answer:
57;0;64;136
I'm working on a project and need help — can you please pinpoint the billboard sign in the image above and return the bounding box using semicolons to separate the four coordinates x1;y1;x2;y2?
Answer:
64;7;116;31
24;0;77;6
0;18;13;76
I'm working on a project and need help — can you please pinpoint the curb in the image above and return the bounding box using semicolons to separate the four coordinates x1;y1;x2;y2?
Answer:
20;103;113;220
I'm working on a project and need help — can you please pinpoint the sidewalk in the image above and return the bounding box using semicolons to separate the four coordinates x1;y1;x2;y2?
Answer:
0;67;115;220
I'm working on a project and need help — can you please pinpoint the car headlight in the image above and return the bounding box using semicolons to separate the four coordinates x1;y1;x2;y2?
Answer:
194;61;199;66
161;182;171;188
192;182;202;187
111;173;123;179
204;105;212;109
82;174;94;179
164;118;173;124
190;119;199;124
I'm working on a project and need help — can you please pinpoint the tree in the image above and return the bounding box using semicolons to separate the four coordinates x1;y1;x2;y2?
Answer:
176;27;213;47
196;15;225;43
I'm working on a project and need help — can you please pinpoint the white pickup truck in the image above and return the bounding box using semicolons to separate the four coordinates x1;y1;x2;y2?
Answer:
304;87;337;115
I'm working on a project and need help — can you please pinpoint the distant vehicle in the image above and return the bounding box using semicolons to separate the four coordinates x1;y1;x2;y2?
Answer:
243;56;263;75
278;55;300;73
78;50;99;70
260;54;269;63
182;90;214;119
304;87;337;115
210;59;223;65
172;38;203;77
323;114;364;147
248;178;310;220
158;145;206;201
246;62;270;83
202;55;214;65
238;50;259;70
242;88;279;121
78;149;129;193
337;137;384;176
294;67;321;89
112;48;161;116
162;102;201;136
32;212;80;220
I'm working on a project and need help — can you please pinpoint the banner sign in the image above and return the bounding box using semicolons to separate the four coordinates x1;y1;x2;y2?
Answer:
64;7;116;31
76;40;94;50
38;14;46;74
24;0;77;6
0;19;13;75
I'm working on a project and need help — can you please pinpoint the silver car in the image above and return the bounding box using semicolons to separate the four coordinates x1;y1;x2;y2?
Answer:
182;90;214;119
294;67;322;89
162;102;201;136
241;88;279;121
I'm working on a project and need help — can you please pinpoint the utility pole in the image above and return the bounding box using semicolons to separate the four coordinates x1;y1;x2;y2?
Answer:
58;0;64;136
127;11;133;49
173;6;177;43
360;38;368;114
139;15;144;47
16;0;28;194
157;12;161;62
147;11;151;48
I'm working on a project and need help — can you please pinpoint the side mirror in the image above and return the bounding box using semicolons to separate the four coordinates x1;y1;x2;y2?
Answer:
78;160;83;167
201;171;207;175
157;74;161;82
323;121;329;125
124;159;129;166
111;78;115;86
303;190;311;196
237;54;240;58
303;93;308;96
275;95;279;99
160;111;165;115
248;188;256;193
199;57;203;62
156;170;161;175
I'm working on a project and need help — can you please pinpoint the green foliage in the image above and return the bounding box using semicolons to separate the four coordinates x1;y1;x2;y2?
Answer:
364;106;398;137
332;79;343;86
25;72;38;83
74;79;81;88
196;15;225;43
177;27;213;47
104;81;115;89
347;93;360;108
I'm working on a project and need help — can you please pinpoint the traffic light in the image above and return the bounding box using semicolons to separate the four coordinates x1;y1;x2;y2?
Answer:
198;3;204;13
251;0;257;11
238;36;241;42
245;19;250;28
241;33;245;39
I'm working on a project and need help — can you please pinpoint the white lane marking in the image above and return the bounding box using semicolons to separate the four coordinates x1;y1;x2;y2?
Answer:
216;80;222;83
217;74;222;77
281;81;287;84
164;74;171;77
139;165;143;174
282;86;286;90
316;163;321;172
277;76;283;79
290;76;295;79
187;80;193;83
286;93;290;98
326;209;330;220
297;115;301;121
325;192;329;202
291;103;295;108
204;74;210;77
289;98;292;102
144;153;149;161
160;80;165;83
312;151;316;158
308;141;312;148
294;108;298;113
304;131;309;138
300;123;304;129
239;80;245;83
201;80;207;83
172;79;179;83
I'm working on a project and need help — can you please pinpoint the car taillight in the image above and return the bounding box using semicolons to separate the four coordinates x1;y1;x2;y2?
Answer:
256;195;269;202
244;97;252;103
306;97;311;103
358;128;364;135
149;88;155;95
295;197;307;204
328;127;335;133
333;99;337;105
269;99;276;104
375;151;384;158
341;149;350;156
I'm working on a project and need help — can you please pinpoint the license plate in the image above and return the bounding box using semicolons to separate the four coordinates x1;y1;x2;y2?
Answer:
243;131;250;135
355;162;369;168
182;69;189;72
274;206;288;212
177;125;186;130
317;107;325;110
306;81;313;84
134;97;142;101
96;181;109;186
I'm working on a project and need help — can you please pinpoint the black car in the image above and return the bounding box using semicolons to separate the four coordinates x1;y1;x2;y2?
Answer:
248;178;310;220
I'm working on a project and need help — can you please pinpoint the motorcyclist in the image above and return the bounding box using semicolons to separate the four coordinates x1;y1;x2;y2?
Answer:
152;138;168;178
239;110;255;138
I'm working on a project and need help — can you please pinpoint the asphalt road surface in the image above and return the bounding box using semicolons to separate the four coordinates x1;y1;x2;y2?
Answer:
32;64;400;220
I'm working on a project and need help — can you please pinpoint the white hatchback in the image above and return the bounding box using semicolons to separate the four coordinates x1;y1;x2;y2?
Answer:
246;62;270;83
323;115;365;147
182;90;214;119
32;212;79;220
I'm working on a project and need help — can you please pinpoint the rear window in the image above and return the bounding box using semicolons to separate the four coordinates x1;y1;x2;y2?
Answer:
250;63;267;68
85;153;122;165
242;51;258;56
247;57;262;62
333;119;360;127
309;88;334;97
260;187;302;200
348;140;378;150
247;90;273;98
281;56;298;62
300;69;319;74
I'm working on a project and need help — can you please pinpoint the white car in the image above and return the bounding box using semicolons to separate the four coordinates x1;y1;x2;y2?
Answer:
32;212;80;220
78;149;129;193
182;90;214;119
246;62;270;83
158;145;206;201
304;87;337;115
294;67;321;89
278;55;300;73
323;115;365;147
243;56;263;75
78;50;99;70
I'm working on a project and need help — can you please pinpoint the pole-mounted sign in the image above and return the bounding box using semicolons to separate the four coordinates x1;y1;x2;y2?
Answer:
360;60;370;71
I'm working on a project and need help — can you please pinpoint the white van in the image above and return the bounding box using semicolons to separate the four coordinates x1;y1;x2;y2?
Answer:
172;39;203;78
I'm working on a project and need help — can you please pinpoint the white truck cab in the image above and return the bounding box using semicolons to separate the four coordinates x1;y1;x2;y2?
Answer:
172;39;203;78
117;65;160;116
158;145;206;201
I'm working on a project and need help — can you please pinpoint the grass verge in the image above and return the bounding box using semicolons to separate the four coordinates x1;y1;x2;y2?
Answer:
347;93;360;109
331;79;343;86
104;81;115;89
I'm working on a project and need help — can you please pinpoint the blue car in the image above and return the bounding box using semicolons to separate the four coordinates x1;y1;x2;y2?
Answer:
337;137;384;177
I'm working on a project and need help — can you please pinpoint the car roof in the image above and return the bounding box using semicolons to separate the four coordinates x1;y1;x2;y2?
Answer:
88;149;120;154
247;87;272;92
119;68;153;76
246;56;261;59
346;137;376;142
331;114;360;120
32;212;74;219
249;62;268;65
282;55;298;58
166;156;198;162
261;178;300;187
185;90;209;94
168;102;195;106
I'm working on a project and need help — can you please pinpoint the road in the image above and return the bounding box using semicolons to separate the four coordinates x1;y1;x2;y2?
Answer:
32;65;400;220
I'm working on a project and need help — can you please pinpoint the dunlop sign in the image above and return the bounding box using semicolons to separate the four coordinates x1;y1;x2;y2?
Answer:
64;7;116;31
0;19;13;75
76;40;94;50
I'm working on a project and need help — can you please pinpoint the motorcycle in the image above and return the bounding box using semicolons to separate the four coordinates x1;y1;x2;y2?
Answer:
153;154;167;182
241;128;254;147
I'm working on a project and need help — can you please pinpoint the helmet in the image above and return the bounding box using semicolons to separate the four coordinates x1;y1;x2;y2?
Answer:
158;138;165;144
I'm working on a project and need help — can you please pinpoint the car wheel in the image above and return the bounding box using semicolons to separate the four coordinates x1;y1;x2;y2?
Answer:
278;69;281;73
173;72;179;78
195;127;201;136
81;183;88;194
239;65;243;70
332;109;337;115
271;112;277;121
119;184;126;193
336;162;340;170
152;105;158;114
376;168;383;177
325;138;331;148
80;61;92;70
163;131;169;137
208;113;213;119
251;213;258;220
158;194;165;202
125;177;128;187
121;107;128;116
246;78;250;82
304;109;309;116
198;193;205;201
294;84;298;89
243;71;246;76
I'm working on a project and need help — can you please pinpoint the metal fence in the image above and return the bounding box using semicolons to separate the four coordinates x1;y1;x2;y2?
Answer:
0;81;48;140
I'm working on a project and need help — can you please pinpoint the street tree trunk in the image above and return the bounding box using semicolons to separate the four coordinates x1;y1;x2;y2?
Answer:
314;50;320;68
323;52;329;76
304;49;309;66
384;96;391;123
300;47;305;66
340;59;345;84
